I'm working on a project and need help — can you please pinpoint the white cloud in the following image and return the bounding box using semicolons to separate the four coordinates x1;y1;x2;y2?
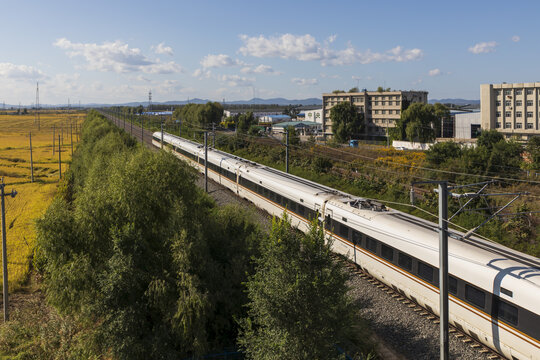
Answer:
153;42;173;56
327;34;337;43
192;68;212;78
291;77;318;86
239;33;423;66
54;38;182;74
428;68;441;76
240;64;281;75
468;41;497;54
219;74;254;87
351;75;362;80
201;54;244;68
320;73;340;79
512;35;520;43
0;62;46;79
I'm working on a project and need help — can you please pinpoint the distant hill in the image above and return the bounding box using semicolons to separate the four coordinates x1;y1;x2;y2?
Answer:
429;98;480;106
20;97;323;108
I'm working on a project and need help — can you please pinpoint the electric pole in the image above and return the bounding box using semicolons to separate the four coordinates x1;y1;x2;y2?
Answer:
29;133;34;183
70;123;74;156
1;179;17;322
204;131;208;193
285;128;289;173
58;135;62;179
52;126;55;155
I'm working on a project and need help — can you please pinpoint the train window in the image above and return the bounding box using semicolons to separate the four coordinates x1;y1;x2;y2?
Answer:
338;223;349;239
500;287;513;297
398;252;412;271
495;299;518;326
297;205;305;217
381;244;393;261
449;276;458;295
366;237;377;253
352;230;362;246
276;195;282;206
417;262;434;283
465;284;485;309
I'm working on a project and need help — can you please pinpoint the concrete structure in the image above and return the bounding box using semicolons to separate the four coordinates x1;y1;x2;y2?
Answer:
480;82;540;140
454;111;481;140
322;90;428;138
271;121;321;135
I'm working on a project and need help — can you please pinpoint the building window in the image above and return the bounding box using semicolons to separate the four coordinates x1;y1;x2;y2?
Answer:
395;101;400;106
382;101;386;105
497;90;502;95
527;100;533;106
496;122;501;128
396;110;400;114
516;123;522;129
527;123;533;129
505;100;511;106
504;89;511;95
381;110;386;114
374;110;379;114
516;100;522;106
515;89;522;95
388;110;393;114
505;112;511;117
527;89;533;95
388;101;393;105
516;111;522;117
527;112;533;118
496;111;501;117
505;122;511;128
496;100;501;106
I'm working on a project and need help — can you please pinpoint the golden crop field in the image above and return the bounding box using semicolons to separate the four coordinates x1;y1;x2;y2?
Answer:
0;110;85;290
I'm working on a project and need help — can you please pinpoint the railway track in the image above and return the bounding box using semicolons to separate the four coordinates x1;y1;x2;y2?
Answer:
335;255;506;360
103;111;509;360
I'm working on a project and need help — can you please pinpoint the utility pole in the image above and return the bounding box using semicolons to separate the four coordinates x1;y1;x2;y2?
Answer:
438;182;449;360
212;123;215;147
204;131;208;192
58;135;62;179
1;179;17;322
52;126;56;155
70;123;74;156
285;128;289;173
160;120;164;149
141;116;144;144
29;133;34;183
412;180;449;360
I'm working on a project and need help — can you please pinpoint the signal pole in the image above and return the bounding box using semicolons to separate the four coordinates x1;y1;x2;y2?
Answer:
1;179;17;322
29;133;34;183
52;126;56;156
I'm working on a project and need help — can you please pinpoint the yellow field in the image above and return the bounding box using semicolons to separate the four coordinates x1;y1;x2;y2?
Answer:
0;111;84;290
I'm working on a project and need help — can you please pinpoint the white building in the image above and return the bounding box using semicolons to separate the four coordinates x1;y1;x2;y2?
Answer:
454;111;481;140
303;109;323;124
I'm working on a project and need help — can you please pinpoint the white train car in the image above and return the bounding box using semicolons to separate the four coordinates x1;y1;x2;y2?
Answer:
153;132;540;360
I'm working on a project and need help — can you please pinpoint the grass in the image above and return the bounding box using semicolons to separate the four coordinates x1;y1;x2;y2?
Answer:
0;111;84;291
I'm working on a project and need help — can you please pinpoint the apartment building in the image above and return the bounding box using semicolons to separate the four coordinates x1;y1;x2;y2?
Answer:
322;90;428;138
480;83;540;140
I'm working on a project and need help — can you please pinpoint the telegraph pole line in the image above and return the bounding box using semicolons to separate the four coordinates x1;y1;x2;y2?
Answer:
58;135;62;179
1;179;17;322
52;126;55;155
29;133;34;183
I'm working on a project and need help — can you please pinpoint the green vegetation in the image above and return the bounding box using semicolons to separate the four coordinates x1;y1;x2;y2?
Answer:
239;216;370;359
173;101;223;129
1;110;373;359
330;102;364;143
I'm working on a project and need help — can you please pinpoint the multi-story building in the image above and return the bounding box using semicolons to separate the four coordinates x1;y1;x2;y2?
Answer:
480;83;540;140
321;90;428;138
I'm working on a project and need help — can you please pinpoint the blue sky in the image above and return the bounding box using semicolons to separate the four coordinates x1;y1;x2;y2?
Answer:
0;0;538;105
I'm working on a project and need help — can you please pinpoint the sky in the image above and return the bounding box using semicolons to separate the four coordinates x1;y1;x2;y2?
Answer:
0;0;538;105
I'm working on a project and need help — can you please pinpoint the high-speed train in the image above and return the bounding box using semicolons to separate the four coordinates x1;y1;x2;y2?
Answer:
153;131;540;360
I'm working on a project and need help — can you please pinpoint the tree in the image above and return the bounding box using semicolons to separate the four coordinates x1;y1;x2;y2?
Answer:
329;101;363;143
476;129;504;150
425;141;462;166
377;86;384;92
332;89;345;94
283;126;300;146
395;103;437;143
348;87;359;93
433;103;450;137
525;136;540;170
237;112;257;133
238;216;357;360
